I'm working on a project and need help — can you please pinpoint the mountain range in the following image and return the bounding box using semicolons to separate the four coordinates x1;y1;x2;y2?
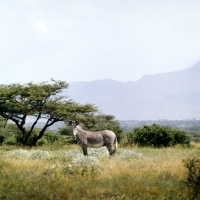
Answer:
63;61;200;120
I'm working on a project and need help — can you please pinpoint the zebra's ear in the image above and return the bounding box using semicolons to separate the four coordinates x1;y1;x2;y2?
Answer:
75;120;79;125
69;120;73;125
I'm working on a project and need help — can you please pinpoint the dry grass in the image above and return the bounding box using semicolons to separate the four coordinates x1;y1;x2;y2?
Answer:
0;144;199;200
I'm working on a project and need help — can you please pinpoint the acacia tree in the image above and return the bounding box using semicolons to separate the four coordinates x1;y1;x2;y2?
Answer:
0;80;97;146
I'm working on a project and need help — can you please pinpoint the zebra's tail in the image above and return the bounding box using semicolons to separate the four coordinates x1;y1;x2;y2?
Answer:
113;136;118;153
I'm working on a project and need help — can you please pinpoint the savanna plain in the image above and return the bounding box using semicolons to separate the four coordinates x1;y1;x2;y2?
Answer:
0;144;199;200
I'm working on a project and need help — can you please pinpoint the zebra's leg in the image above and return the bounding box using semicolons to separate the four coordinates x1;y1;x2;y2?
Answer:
111;141;116;155
82;146;88;156
105;144;114;157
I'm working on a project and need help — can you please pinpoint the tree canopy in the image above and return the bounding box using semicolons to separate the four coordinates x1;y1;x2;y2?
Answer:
0;80;97;145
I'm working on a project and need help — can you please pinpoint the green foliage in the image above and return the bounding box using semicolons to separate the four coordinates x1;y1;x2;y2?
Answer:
4;136;17;146
36;130;76;146
0;80;97;146
0;120;22;145
120;120;200;143
120;130;136;146
184;158;200;199
57;126;72;136
44;131;60;145
174;129;190;145
187;126;200;143
122;124;190;147
0;117;19;136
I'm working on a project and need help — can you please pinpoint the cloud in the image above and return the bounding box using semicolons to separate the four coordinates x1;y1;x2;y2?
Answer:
34;20;48;36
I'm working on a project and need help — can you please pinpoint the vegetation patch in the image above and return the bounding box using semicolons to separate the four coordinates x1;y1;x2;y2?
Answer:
122;124;190;147
184;158;200;199
1;145;199;199
5;149;50;160
118;149;143;160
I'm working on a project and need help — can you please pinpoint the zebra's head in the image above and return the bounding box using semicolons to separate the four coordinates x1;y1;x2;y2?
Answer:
69;120;80;137
69;120;79;128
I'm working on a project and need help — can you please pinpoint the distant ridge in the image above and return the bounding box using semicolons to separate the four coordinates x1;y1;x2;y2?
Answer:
63;61;200;120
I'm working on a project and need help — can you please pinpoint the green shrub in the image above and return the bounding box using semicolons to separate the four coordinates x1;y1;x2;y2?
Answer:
184;158;200;199
44;131;60;144
4;136;18;145
37;137;48;146
120;131;135;146
122;124;190;147
173;129;190;145
63;135;76;144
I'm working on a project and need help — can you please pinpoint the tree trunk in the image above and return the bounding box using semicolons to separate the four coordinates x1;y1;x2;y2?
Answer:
30;127;47;146
31;137;39;146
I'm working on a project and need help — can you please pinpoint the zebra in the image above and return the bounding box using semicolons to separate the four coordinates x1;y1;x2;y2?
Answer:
69;120;118;157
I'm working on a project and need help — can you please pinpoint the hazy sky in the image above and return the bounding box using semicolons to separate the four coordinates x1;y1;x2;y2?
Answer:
1;0;200;84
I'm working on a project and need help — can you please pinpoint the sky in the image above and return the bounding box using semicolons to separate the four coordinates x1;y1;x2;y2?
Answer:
0;0;200;84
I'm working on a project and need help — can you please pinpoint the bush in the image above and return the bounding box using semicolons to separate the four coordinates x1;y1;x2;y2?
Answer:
120;131;135;146
184;158;200;199
122;124;190;147
44;131;60;144
3;136;18;145
173;129;190;145
57;126;72;136
36;131;62;146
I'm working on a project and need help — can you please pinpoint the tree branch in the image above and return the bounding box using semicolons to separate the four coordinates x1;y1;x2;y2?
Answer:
26;113;42;139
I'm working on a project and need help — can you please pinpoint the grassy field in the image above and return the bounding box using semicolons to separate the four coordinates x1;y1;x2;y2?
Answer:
0;144;199;200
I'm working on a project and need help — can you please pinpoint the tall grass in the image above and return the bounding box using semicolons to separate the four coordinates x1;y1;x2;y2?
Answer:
0;144;199;200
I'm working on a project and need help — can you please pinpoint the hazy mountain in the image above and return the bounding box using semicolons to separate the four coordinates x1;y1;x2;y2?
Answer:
63;61;200;120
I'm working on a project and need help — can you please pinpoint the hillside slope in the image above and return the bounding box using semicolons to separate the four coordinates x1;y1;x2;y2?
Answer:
63;61;200;120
